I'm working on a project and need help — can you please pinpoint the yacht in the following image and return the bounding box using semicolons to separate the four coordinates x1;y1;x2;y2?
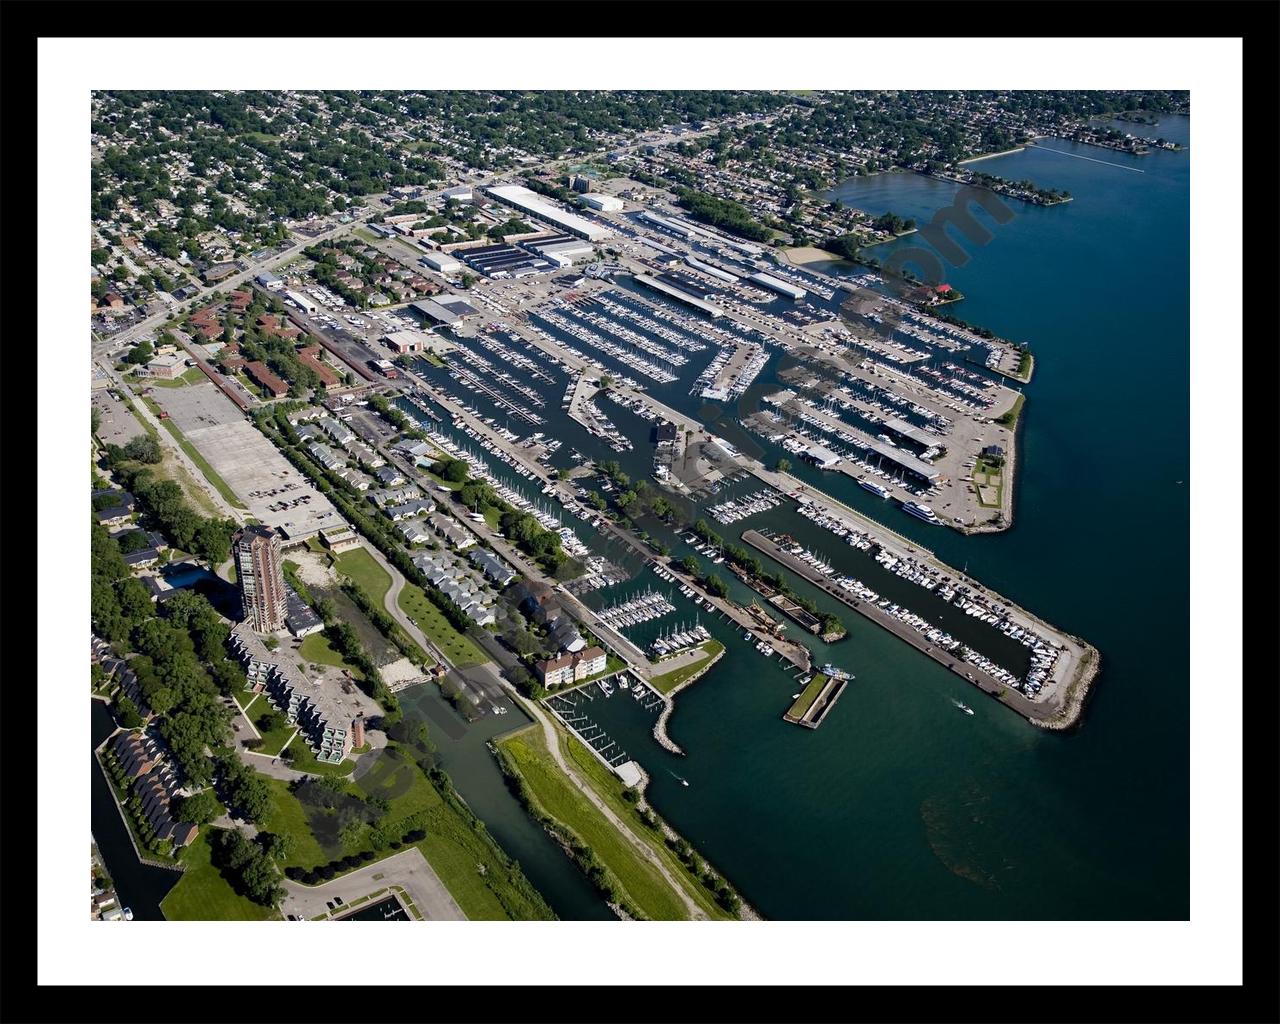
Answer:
952;699;975;716
902;500;943;525
860;479;891;499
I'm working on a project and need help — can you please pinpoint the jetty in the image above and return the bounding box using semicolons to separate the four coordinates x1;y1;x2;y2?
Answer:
783;672;848;729
741;528;1094;727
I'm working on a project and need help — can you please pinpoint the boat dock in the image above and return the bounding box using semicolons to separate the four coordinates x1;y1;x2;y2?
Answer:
742;528;1059;722
783;672;849;729
768;592;823;635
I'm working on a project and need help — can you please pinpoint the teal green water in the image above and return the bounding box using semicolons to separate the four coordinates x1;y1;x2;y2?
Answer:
587;120;1190;919
394;119;1190;920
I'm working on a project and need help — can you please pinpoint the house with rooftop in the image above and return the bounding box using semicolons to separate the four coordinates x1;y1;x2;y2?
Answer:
469;547;517;588
428;512;474;551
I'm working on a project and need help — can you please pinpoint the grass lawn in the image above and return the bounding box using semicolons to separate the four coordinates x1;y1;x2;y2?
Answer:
250;704;297;757
786;673;829;720
160;830;280;921
499;728;690;920
332;547;392;604
260;778;331;869
972;458;1004;509
425;470;465;492
397;583;488;668
298;633;365;679
558;730;734;920
412;783;554;921
287;741;357;778
649;640;724;695
352;227;380;243
482;506;502;530
257;743;550;920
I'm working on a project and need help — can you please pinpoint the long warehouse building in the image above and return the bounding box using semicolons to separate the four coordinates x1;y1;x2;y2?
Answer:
749;272;807;301
632;273;725;319
685;255;740;284
485;184;613;242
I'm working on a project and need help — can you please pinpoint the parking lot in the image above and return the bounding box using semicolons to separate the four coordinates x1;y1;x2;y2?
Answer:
92;389;147;446
147;378;244;434
184;418;345;538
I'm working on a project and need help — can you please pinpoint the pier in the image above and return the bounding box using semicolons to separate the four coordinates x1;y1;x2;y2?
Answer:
782;672;849;729
741;528;1089;726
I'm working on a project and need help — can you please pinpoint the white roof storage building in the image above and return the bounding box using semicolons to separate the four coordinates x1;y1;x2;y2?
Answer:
582;193;623;212
485;185;613;242
748;272;806;300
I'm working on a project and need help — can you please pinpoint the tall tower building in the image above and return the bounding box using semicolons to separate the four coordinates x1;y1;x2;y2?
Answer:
351;715;366;749
233;525;288;633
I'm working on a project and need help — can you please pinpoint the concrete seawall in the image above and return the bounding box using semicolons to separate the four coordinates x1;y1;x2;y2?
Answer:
741;529;1059;724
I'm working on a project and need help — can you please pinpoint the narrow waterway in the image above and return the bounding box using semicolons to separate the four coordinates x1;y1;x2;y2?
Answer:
90;700;181;921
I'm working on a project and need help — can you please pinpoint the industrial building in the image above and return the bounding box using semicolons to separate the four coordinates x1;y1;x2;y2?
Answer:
581;192;623;212
285;289;317;314
749;272;807;300
523;233;596;266
485;184;613;242
441;186;473;202
410;299;460;325
458;241;551;278
419;250;463;275
685;255;740;284
632;273;725;319
256;271;284;291
382;329;432;354
637;209;696;240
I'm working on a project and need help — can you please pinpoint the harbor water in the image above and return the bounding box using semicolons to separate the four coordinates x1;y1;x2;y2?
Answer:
418;115;1191;920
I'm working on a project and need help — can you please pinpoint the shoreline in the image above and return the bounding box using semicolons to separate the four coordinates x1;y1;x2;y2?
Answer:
652;647;726;755
957;145;1029;165
958;393;1022;536
1030;643;1102;731
777;245;846;268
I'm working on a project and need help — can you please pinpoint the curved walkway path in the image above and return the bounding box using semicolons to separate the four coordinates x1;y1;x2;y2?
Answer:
505;681;707;921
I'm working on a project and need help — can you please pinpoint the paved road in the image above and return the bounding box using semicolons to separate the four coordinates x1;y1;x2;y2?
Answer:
280;846;466;921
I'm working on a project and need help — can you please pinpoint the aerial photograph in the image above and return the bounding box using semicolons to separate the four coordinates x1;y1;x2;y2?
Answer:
87;88;1190;924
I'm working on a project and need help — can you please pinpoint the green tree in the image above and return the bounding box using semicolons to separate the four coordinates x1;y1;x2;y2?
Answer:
175;790;222;825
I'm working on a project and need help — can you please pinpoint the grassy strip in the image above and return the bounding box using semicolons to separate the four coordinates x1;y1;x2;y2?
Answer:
995;393;1025;427
149;407;248;509
786;673;829;720
160;832;280;921
649;640;724;695
559;732;737;920
413;769;556;921
397;583;487;667
497;727;685;920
